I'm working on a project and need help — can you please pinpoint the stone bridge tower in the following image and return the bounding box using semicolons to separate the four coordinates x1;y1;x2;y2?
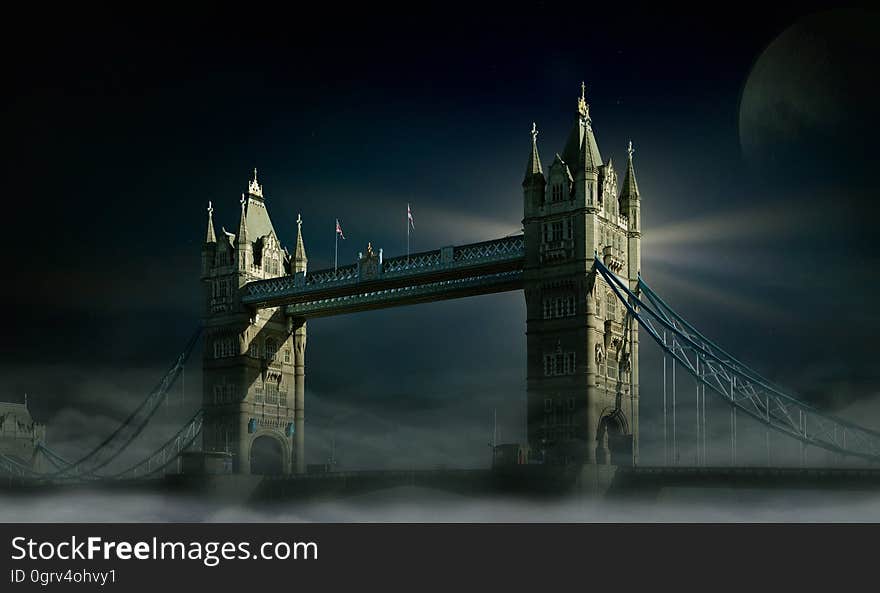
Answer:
523;85;641;466
0;399;47;472
200;171;307;474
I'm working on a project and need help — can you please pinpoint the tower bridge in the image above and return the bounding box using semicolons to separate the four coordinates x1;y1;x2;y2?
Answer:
4;84;880;492
199;84;641;475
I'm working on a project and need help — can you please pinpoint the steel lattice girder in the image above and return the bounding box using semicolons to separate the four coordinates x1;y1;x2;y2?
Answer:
242;235;525;309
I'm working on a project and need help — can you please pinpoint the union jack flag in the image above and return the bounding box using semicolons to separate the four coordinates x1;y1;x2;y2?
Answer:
335;219;345;240
407;203;414;230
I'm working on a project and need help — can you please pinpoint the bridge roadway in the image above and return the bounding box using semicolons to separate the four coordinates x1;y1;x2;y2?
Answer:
5;465;880;500
247;465;880;500
241;235;525;316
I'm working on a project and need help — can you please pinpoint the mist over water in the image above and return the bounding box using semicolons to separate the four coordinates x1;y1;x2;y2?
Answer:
2;486;880;523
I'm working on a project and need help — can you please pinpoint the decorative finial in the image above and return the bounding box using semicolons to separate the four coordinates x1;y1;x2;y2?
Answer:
207;201;213;216
628;140;634;159
240;193;246;210
296;213;302;230
247;168;263;198
530;122;538;143
577;81;589;119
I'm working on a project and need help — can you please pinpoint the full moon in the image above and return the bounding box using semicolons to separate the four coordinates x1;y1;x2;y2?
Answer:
739;9;880;173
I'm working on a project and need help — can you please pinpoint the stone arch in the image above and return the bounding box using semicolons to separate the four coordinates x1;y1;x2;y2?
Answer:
249;430;290;475
596;409;631;466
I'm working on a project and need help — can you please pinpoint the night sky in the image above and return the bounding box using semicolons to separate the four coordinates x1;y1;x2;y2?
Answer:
3;4;879;468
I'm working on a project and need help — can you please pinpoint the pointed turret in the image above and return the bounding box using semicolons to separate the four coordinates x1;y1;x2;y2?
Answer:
293;213;308;274
205;201;217;244
236;194;249;246
201;201;218;278
524;122;544;179
619;140;640;202
562;82;603;172
522;123;546;217
578;85;602;173
235;193;252;274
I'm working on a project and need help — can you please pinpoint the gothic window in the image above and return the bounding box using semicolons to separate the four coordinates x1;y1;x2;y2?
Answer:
551;221;563;242
265;381;278;405
554;353;564;375
544;398;553;413
606;292;617;320
214;337;235;358
254;381;264;403
565;217;572;239
265;338;278;362
565;352;576;374
266;256;280;276
283;348;291;364
213;385;222;404
249;341;259;358
543;295;577;320
542;224;549;243
552;184;562;202
567;397;575;411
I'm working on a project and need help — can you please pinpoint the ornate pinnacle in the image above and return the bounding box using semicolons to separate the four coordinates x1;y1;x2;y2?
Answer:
577;81;589;119
296;213;303;230
205;201;217;243
628;140;634;159
247;168;263;198
530;122;538;143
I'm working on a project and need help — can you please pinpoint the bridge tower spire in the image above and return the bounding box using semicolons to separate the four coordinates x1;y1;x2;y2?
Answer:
202;201;217;278
523;84;639;467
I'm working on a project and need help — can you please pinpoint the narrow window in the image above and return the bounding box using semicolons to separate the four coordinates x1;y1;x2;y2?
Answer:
265;338;278;362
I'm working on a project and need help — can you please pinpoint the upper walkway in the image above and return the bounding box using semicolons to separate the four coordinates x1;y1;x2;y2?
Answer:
241;235;526;316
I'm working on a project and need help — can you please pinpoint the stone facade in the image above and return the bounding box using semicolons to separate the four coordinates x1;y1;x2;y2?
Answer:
523;86;641;466
200;171;307;474
0;401;47;471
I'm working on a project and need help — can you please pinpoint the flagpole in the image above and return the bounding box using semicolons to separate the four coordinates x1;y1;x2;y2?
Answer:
406;206;410;264
335;227;338;271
